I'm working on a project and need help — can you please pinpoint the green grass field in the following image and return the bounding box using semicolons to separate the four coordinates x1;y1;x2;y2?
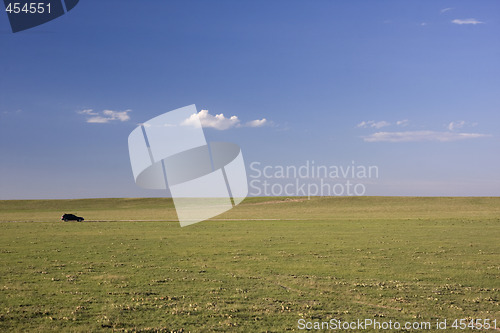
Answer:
0;197;499;332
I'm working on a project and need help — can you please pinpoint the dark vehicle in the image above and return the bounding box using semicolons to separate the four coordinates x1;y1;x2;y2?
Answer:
61;213;84;222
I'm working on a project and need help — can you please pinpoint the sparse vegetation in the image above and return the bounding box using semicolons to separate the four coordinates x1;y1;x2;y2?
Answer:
0;197;499;331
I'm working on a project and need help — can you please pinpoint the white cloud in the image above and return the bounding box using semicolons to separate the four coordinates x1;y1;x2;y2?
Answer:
452;18;484;25
79;109;131;123
363;130;490;143
183;110;268;130
448;120;465;131
396;119;409;127
357;120;391;129
441;7;452;13
183;109;240;130
1;109;22;115
245;118;267;127
102;110;131;122
87;116;110;124
420;22;428;26
77;109;98;115
372;121;391;129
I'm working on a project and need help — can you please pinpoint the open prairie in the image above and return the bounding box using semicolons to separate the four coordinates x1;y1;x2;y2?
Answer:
0;197;499;332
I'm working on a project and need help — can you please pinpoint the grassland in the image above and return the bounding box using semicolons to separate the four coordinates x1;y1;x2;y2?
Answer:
0;197;499;332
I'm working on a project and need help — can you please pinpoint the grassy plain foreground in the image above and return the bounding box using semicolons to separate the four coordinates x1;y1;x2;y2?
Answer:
0;197;499;332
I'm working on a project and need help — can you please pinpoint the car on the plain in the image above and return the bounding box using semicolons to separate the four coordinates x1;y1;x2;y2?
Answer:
61;213;84;222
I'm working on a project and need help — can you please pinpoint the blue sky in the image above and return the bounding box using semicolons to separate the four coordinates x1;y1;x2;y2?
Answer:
1;0;499;199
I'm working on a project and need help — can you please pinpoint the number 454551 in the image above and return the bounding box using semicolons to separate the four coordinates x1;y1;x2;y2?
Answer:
452;319;497;330
5;2;51;14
